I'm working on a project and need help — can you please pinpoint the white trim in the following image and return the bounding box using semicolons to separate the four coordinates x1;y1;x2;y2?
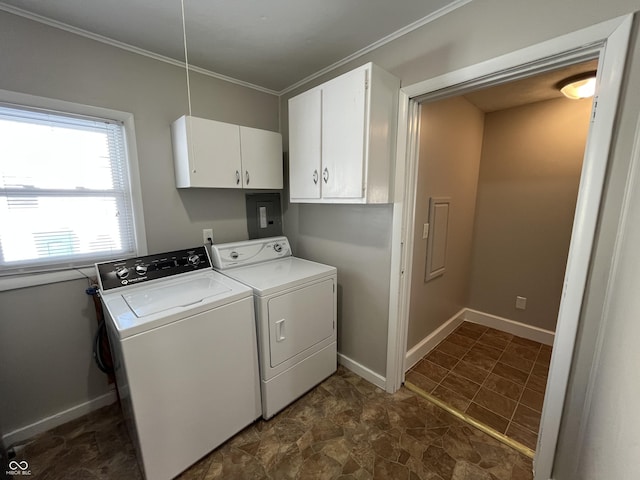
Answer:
0;0;473;98
403;308;555;372
385;94;419;392
404;308;466;370
537;16;633;480
279;0;473;95
0;3;278;96
338;353;386;390
385;15;633;480
571;101;640;480
463;309;555;346
0;267;94;291
401;16;626;99
0;89;148;290
2;389;117;447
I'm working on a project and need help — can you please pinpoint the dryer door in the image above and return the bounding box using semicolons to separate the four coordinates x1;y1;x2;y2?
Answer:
268;278;335;367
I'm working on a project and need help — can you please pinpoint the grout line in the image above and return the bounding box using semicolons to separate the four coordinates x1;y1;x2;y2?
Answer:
439;323;503;421
405;381;535;459
506;342;542;435
466;337;513;431
421;322;478;396
416;323;546;447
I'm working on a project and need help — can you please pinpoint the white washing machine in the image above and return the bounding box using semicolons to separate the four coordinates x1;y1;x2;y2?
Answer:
96;246;261;480
211;236;337;419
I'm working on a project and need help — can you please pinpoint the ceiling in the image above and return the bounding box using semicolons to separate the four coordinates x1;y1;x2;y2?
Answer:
0;0;468;93
463;59;599;112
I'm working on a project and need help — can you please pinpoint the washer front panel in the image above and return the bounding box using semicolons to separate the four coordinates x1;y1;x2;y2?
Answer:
96;246;211;291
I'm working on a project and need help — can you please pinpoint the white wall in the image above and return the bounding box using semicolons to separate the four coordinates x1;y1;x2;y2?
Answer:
279;1;640;475
407;96;484;349
0;10;279;441
468;98;590;331
3;2;640;472
574;126;640;478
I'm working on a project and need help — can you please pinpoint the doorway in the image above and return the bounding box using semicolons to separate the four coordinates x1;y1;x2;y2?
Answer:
385;15;632;480
404;59;596;456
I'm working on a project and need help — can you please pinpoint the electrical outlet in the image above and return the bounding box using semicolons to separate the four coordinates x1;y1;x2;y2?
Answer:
202;228;213;245
516;296;527;310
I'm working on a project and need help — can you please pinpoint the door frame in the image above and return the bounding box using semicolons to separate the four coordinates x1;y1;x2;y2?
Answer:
385;14;633;480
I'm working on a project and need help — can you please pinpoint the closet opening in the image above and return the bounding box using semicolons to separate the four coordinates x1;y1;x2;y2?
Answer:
386;15;632;480
404;59;597;457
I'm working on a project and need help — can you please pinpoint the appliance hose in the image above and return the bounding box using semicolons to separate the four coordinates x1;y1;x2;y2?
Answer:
86;286;115;375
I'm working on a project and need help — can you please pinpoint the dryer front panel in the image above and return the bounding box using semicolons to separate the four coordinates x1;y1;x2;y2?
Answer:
267;278;335;368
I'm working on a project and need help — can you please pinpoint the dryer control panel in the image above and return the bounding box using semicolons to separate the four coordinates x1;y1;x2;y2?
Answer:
96;246;211;291
211;236;291;270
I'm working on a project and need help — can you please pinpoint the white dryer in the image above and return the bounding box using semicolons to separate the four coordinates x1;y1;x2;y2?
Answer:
211;237;337;419
96;246;261;480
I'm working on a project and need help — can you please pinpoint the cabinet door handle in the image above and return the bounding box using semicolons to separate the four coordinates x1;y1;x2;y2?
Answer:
313;169;318;185
245;170;250;185
323;167;329;183
235;170;240;185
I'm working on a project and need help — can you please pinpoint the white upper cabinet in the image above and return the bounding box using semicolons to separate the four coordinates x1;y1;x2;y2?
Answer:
239;126;283;190
171;115;283;189
289;89;322;200
288;63;399;204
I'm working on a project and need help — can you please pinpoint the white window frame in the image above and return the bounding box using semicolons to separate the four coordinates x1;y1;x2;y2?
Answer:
0;89;147;291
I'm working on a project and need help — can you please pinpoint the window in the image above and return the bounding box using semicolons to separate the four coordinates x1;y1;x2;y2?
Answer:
0;103;141;273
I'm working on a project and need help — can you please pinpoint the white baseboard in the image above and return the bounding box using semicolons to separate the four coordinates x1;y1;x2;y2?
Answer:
3;389;117;447
338;353;386;390
403;308;555;373
404;308;466;371
464;308;555;346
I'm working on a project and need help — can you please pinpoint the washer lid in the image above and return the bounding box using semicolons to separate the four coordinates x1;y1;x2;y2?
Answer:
220;257;336;296
101;270;253;338
123;276;231;317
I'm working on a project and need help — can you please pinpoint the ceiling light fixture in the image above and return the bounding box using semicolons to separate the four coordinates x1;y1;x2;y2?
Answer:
558;71;597;100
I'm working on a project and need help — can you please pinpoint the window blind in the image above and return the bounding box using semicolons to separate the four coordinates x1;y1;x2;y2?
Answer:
0;104;137;273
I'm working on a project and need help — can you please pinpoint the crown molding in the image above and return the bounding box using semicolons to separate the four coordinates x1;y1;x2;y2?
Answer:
278;0;473;95
0;0;473;97
0;3;279;96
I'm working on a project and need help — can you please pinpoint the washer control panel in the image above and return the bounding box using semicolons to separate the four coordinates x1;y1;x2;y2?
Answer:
96;246;211;291
211;236;291;270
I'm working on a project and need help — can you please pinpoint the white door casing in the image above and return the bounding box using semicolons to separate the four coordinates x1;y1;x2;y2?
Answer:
385;14;632;480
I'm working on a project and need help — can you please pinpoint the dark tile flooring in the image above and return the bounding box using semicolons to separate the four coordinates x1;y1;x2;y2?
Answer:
406;322;551;451
12;367;533;479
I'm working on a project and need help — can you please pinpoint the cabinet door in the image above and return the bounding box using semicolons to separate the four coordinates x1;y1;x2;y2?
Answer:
190;117;242;188
288;89;322;200
321;67;367;199
239;127;283;189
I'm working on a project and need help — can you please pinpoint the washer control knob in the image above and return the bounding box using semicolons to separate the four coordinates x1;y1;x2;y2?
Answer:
135;265;148;275
230;251;239;260
273;243;283;253
187;254;200;266
115;266;129;279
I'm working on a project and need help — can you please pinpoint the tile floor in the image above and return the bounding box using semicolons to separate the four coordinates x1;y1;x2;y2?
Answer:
12;366;533;480
406;322;551;451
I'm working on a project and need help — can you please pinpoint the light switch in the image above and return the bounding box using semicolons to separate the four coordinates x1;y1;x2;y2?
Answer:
423;223;429;239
